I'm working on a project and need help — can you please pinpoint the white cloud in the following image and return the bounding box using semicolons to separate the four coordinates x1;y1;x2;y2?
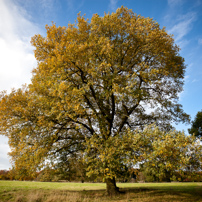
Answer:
0;136;11;170
168;12;196;43
0;0;41;170
0;0;40;92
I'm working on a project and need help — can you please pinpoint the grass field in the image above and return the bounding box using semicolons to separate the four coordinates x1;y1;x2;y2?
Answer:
0;181;202;202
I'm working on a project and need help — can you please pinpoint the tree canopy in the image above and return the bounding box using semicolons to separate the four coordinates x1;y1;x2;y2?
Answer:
188;110;202;139
0;7;190;195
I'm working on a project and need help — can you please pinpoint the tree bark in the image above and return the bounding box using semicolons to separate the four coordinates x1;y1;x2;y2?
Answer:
106;177;120;196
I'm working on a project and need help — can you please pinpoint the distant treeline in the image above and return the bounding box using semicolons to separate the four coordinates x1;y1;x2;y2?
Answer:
1;168;202;183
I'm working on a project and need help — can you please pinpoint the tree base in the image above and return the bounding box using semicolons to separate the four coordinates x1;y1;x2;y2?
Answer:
106;177;120;196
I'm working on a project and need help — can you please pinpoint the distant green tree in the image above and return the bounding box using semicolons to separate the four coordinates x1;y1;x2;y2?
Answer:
188;110;202;138
140;126;202;182
0;170;10;180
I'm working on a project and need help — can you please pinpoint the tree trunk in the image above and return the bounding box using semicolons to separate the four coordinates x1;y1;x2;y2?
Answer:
106;177;120;196
165;170;171;182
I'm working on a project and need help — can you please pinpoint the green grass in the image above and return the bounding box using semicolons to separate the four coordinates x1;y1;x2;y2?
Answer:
0;181;202;202
0;180;106;191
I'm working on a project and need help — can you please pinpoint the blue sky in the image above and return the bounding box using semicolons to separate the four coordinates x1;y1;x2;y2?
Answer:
0;0;202;170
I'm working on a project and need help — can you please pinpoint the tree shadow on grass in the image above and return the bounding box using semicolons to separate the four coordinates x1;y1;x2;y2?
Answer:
76;186;202;201
120;187;202;201
2;188;202;202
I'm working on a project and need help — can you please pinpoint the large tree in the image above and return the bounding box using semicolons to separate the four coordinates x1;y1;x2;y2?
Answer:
0;7;190;195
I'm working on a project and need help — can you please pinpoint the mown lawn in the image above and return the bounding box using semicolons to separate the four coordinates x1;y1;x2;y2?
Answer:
0;180;202;202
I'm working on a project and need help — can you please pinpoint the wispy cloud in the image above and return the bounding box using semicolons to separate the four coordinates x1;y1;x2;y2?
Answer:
66;0;74;10
0;0;40;92
198;38;202;45
39;0;55;9
192;79;199;83
109;0;118;11
168;0;183;7
168;12;196;43
66;0;85;14
38;0;56;19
